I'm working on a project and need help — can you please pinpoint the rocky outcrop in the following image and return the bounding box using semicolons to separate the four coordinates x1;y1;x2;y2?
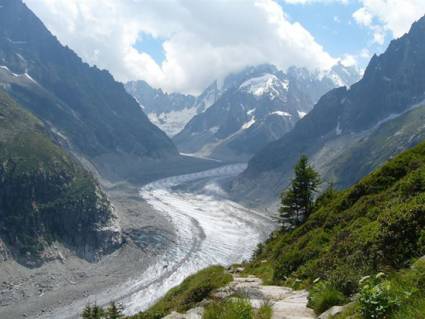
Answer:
0;90;122;267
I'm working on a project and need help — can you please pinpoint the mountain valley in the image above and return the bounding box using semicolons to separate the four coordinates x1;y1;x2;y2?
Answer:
1;1;425;319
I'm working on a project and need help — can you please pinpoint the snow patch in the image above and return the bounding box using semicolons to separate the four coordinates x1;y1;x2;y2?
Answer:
148;107;198;136
271;111;291;117
0;65;18;77
24;72;38;84
297;111;307;119
209;126;219;134
239;74;285;98
247;108;256;116
335;121;342;136
242;117;256;129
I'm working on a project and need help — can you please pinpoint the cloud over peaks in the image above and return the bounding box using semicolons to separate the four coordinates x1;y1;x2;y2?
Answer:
24;0;336;94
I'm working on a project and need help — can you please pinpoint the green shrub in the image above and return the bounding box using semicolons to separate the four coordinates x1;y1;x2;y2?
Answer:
308;281;347;314
358;275;400;319
203;299;253;319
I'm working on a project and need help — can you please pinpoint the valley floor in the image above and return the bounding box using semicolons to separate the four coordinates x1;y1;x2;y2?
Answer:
0;164;275;319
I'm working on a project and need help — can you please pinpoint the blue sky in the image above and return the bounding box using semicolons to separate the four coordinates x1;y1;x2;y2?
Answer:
134;34;166;65
280;1;390;61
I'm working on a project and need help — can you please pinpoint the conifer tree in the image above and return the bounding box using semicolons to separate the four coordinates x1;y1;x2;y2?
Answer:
82;304;93;319
91;304;104;319
279;155;320;230
105;302;124;319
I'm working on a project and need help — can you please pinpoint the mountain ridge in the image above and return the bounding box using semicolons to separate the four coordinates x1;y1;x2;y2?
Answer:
173;63;360;162
0;0;185;183
234;14;425;205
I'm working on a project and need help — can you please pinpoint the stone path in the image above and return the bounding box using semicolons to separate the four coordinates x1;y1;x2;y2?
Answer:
213;275;315;319
163;272;316;319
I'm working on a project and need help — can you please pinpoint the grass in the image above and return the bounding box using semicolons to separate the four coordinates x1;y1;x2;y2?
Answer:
308;281;347;314
131;266;232;319
203;299;272;319
204;299;253;319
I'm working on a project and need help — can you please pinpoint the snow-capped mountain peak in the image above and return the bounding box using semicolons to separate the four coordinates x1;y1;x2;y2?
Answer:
239;73;288;99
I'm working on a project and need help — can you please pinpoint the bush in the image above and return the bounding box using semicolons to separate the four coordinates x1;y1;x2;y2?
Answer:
358;274;400;319
308;281;347;314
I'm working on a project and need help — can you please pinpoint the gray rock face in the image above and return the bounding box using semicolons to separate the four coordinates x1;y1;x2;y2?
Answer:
173;64;360;162
0;90;122;267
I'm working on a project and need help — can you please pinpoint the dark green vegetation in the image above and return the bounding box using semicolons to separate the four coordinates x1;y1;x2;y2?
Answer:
129;266;232;319
279;155;321;229
82;302;124;319
246;141;425;314
0;90;119;266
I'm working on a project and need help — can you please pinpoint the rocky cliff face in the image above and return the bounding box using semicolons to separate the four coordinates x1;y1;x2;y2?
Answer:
235;15;425;205
0;0;178;182
173;64;359;162
0;90;122;267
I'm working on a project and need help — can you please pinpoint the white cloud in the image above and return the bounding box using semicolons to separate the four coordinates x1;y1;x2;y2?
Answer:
23;0;336;94
340;54;357;66
353;0;425;45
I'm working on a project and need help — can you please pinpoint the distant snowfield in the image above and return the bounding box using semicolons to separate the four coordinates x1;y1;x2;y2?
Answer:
122;164;275;315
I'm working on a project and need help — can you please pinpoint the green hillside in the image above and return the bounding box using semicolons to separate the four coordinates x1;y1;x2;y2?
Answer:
248;140;425;288
0;90;120;266
242;140;425;317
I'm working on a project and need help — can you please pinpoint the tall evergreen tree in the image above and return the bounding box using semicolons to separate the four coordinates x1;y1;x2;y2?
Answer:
279;155;320;230
105;302;124;319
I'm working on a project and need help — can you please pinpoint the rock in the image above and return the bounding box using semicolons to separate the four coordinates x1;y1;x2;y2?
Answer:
272;292;315;319
318;303;354;319
162;307;204;319
229;267;245;274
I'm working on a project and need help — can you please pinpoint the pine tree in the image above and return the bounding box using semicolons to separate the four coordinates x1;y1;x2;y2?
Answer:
105;302;124;319
82;304;93;319
279;155;320;230
91;304;104;319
